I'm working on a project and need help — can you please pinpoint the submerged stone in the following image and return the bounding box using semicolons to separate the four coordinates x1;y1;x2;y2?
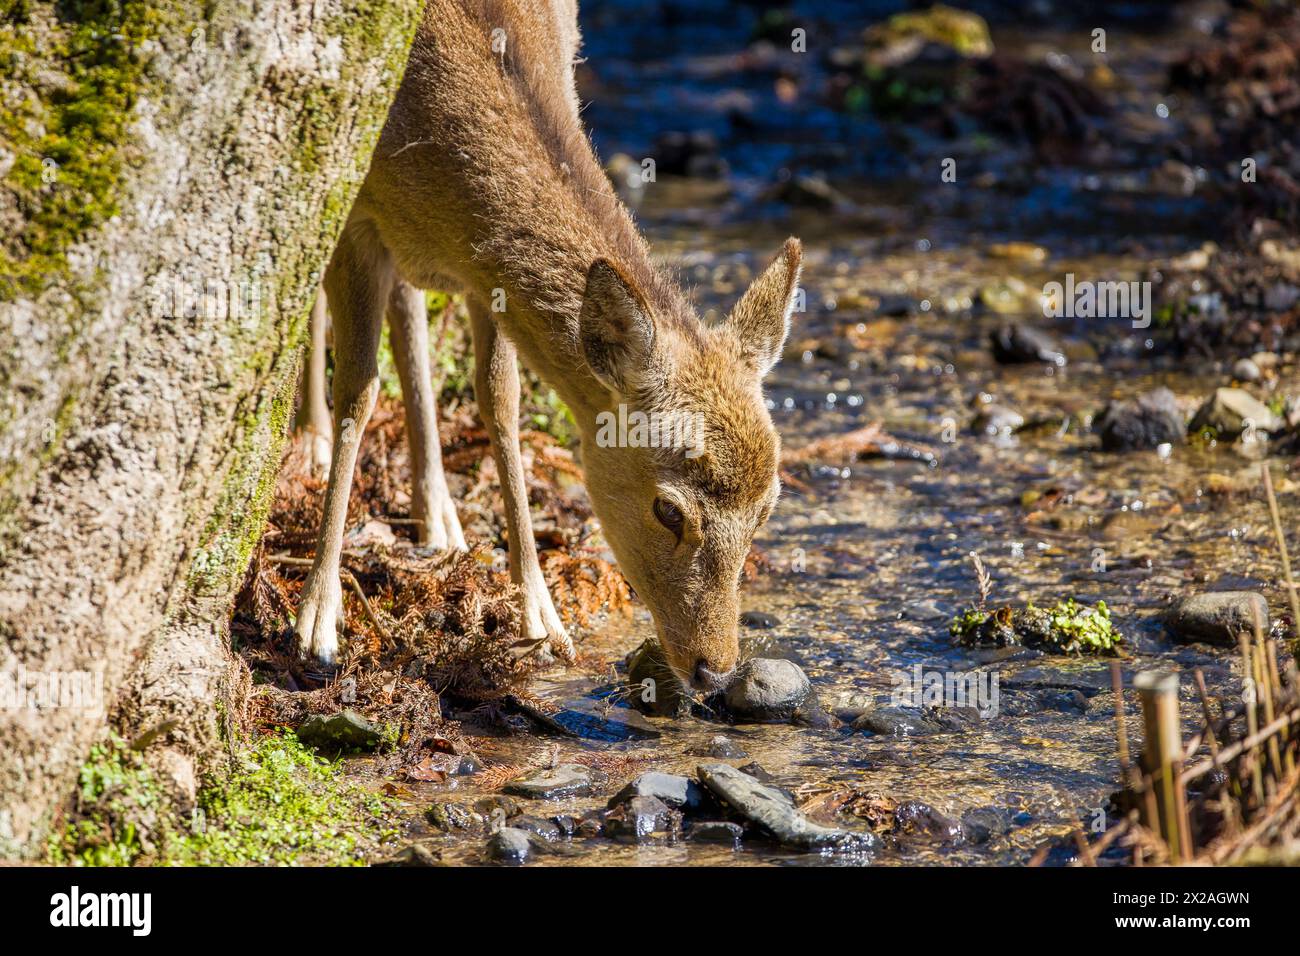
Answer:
503;763;607;800
1096;388;1184;451
608;771;709;813
696;762;874;852
1167;591;1270;645
689;820;744;846
602;795;682;844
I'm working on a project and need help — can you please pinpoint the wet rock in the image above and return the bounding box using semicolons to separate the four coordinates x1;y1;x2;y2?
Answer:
1233;357;1263;383
689;821;744;846
608;771;708;813
511;814;564;843
546;705;662;742
626;639;690;717
739;610;780;629
1000;688;1088;716
960;808;1010;844
487;827;532;864
990;323;1066;366
1096;388;1184;451
696;763;874;852
971;403;1024;439
503;763;607;800
425;802;484;833
1167;591;1269;645
296;710;383;753
695;735;748;759
455;753;483;775
893;801;964;842
602;795;682;844
473;795;522;821
380;843;442;867
852;707;942;737
1189;387;1284;438
653;130;727;178
737;762;784;788
723;658;813;722
829;691;879;722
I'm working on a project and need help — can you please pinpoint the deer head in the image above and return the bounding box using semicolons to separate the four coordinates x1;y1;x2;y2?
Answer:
577;239;801;693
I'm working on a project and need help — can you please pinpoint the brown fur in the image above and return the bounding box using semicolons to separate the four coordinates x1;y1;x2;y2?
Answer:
294;0;801;691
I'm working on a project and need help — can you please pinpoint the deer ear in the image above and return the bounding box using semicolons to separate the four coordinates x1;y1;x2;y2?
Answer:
579;259;656;394
728;238;802;376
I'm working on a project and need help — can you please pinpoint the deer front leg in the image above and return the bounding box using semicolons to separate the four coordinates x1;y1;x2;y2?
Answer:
388;279;466;551
293;287;333;480
294;236;391;667
469;300;574;662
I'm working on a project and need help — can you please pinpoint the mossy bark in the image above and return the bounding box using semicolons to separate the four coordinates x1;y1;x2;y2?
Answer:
0;0;423;859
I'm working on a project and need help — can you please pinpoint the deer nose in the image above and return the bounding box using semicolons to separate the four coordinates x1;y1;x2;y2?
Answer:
692;659;733;693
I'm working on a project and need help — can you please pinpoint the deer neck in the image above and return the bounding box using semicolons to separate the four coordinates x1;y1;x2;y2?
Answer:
464;163;680;433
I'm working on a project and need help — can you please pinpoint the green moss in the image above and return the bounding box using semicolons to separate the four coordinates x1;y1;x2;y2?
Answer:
187;361;296;596
50;730;399;866
0;0;180;300
950;598;1122;655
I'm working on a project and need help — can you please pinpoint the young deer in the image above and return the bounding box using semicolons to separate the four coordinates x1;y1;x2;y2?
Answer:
294;0;801;693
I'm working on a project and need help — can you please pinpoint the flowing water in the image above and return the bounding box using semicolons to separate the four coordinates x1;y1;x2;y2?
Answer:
355;0;1296;865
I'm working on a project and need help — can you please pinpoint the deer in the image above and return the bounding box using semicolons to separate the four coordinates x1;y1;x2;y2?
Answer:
292;0;801;695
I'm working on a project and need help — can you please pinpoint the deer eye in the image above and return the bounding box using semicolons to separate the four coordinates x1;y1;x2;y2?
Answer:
653;497;685;536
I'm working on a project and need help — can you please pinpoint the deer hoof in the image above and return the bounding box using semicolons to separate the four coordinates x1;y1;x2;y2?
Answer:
294;573;342;665
518;579;575;664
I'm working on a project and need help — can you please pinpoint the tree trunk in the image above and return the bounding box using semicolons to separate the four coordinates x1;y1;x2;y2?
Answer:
0;0;422;859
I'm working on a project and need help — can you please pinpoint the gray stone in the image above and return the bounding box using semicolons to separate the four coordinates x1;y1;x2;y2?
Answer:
503;763;607;800
699;735;748;759
424;802;483;833
487;827;532;864
1189;388;1284;438
608;771;708;813
893;801;964;843
626;639;691;717
1233;358;1262;383
689;821;744;845
1167;592;1270;645
723;658;813;722
739;610;781;629
696;763;875;851
473;795;521;820
602;795;681;844
1096;388;1184;451
511;815;564;843
296;710;383;752
852;707;941;736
